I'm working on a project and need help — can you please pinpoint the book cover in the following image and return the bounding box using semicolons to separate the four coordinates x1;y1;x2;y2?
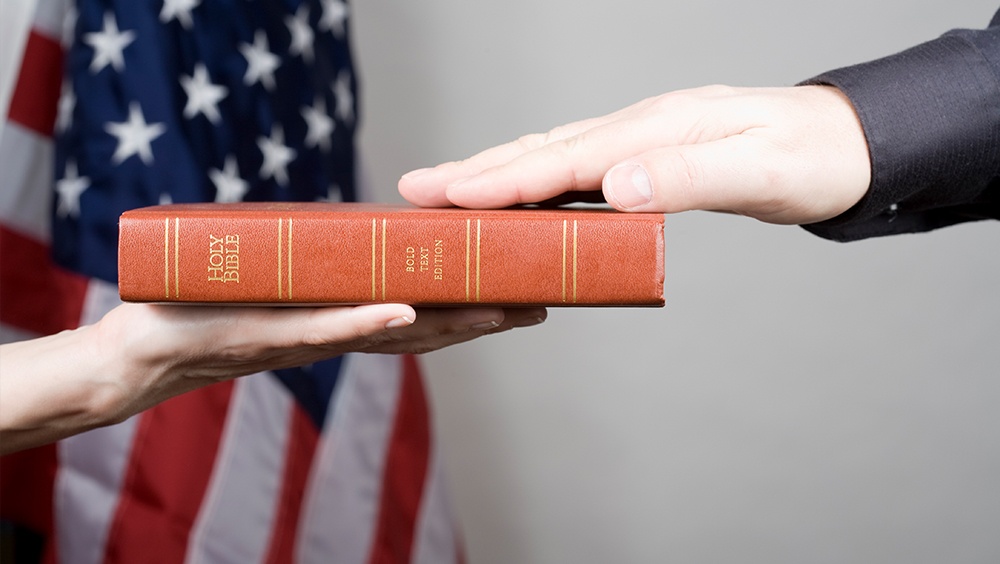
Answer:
118;203;664;306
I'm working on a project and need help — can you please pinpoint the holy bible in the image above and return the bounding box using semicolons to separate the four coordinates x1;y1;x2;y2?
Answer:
117;203;664;306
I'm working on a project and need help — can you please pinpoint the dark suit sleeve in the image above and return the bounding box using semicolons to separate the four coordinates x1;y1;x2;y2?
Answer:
800;10;1000;241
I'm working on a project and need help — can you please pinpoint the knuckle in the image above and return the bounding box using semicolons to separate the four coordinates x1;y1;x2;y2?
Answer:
697;84;738;98
660;151;703;213
519;124;576;153
516;133;547;152
653;85;737;115
365;328;406;346
672;150;702;191
645;93;678;115
753;139;796;192
545;124;575;144
545;136;586;191
297;311;346;347
300;329;334;348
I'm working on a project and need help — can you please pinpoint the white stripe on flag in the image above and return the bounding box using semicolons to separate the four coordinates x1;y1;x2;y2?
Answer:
0;0;33;119
0;121;53;242
412;450;459;564
185;374;293;564
53;279;136;564
55;417;140;564
30;0;70;44
296;353;403;564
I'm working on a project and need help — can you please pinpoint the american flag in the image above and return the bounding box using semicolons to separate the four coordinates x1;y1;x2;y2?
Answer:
0;1;461;562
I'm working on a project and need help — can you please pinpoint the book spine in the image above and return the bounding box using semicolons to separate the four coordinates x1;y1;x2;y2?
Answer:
118;212;664;306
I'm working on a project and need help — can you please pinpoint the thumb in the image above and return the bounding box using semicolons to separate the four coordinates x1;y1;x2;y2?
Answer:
602;136;771;216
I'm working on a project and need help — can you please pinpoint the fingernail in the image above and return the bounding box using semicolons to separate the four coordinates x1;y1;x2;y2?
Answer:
469;320;500;331
605;164;652;209
401;168;433;180
385;316;415;329
513;316;545;328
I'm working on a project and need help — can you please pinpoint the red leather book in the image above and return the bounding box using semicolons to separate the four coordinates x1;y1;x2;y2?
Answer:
118;203;664;306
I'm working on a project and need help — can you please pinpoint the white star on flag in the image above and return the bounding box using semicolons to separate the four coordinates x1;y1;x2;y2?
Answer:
240;30;281;91
181;64;228;123
258;126;296;186
83;12;136;73
160;0;201;29
105;102;167;165
286;5;314;63
210;156;250;202
56;160;91;218
319;0;349;37
333;69;354;123
302;97;335;151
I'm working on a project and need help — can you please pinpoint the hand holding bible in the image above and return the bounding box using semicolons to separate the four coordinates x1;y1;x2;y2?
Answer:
399;85;871;225
0;303;543;454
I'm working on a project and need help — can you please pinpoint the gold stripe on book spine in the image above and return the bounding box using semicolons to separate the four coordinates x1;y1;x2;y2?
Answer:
371;219;377;301
174;218;180;298
465;219;471;302
277;219;283;300
287;219;293;300
163;218;170;299
476;219;481;302
275;219;294;300
381;218;387;301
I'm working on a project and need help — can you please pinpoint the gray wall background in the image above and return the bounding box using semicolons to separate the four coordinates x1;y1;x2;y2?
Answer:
351;1;1000;562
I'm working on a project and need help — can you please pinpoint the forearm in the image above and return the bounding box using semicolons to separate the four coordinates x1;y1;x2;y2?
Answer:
0;325;126;454
0;302;545;454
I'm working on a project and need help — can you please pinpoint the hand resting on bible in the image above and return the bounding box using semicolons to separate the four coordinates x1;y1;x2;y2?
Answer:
399;85;871;225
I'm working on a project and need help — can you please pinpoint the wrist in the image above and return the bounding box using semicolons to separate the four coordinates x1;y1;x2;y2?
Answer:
801;32;1000;239
0;325;127;453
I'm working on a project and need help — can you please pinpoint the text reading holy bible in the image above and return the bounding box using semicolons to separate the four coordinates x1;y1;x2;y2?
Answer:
118;203;665;306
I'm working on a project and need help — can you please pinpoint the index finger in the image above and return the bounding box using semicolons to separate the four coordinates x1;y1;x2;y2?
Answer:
398;114;618;207
438;114;682;209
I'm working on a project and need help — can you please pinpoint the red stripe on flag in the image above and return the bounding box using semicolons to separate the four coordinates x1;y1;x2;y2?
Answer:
7;30;63;137
368;355;432;564
103;383;235;563
456;531;467;564
264;406;320;564
0;226;90;336
0;445;59;562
